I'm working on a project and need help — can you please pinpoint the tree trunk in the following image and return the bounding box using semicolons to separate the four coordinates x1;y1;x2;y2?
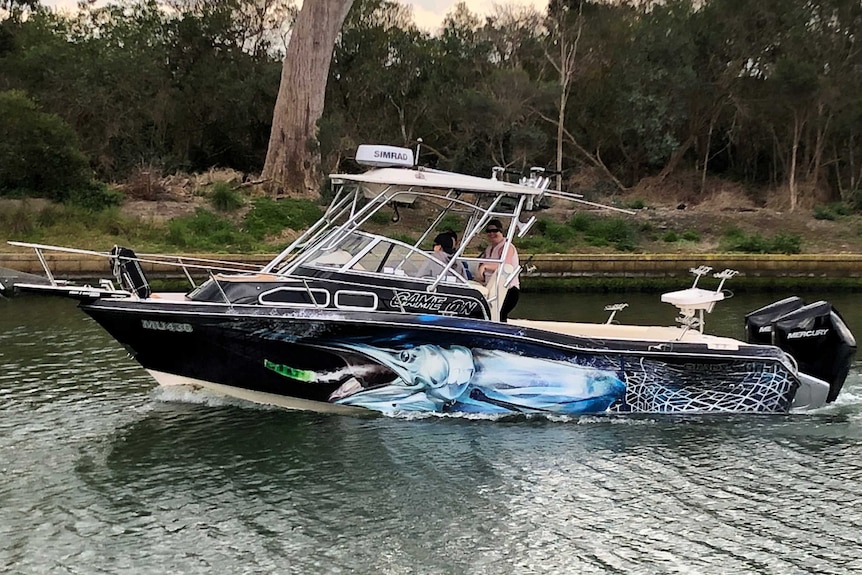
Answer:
546;2;582;192
789;112;802;211
657;135;694;182
262;0;354;198
701;118;714;194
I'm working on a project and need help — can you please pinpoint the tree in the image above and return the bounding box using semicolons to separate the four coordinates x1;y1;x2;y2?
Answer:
262;0;353;198
0;90;92;199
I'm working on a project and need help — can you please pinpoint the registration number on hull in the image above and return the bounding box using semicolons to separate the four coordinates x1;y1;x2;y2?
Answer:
141;320;193;333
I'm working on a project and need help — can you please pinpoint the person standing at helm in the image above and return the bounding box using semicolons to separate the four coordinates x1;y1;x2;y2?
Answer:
476;219;520;322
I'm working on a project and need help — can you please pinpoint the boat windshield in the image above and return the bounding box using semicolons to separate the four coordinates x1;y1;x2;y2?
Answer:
298;229;467;283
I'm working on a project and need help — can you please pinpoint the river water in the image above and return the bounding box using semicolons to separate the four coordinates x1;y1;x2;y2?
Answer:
2;291;862;574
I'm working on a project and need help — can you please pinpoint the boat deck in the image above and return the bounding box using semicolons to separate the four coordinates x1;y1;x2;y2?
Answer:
509;318;742;350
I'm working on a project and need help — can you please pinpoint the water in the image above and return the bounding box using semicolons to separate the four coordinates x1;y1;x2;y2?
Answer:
2;292;862;574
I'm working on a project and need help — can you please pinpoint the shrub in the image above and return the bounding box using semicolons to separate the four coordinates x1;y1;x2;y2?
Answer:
536;218;578;243
569;212;594;232
209;181;244;212
242;197;323;240
662;231;679;242
67;182;124;211
437;213;463;233
518;235;564;253
0;90;92;201
0;202;37;236
721;227;801;254
813;205;836;220
168;209;253;252
813;202;850;221
585;217;638;252
369;210;393;225
680;230;701;242
770;233;802;254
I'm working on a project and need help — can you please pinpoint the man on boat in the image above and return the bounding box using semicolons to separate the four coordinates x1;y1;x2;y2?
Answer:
477;219;520;322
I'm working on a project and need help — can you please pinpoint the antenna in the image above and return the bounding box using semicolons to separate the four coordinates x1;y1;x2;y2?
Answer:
414;138;423;166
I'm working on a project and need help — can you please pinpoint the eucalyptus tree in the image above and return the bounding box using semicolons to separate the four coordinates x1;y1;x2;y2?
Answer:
481;4;544;73
825;0;862;203
606;0;701;185
772;0;862;209
543;0;583;190
425;2;509;173
537;0;629;190
262;0;354;198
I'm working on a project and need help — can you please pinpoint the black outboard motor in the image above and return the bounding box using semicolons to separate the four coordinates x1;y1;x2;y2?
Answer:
109;246;151;299
744;296;806;344
773;302;856;402
746;299;856;403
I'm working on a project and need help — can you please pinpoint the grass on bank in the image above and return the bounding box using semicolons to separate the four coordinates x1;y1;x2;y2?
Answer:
1;197;803;255
0;197;322;253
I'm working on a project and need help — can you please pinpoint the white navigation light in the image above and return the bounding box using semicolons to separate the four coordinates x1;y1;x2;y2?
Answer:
356;145;415;168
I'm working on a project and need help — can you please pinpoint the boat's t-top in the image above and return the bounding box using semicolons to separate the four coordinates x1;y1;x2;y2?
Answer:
259;144;629;309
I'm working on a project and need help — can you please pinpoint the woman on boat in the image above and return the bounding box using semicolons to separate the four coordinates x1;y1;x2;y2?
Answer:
477;219;520;322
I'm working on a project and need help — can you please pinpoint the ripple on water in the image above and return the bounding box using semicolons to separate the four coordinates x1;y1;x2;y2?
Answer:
3;297;862;574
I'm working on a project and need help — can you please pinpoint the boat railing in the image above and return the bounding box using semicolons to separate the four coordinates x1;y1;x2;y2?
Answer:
8;241;270;293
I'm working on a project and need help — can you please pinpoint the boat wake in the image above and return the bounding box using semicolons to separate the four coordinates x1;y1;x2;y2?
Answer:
149;384;279;411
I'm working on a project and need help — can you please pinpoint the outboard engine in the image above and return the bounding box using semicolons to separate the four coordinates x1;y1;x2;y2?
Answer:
109;246;151;299
746;299;856;403
744;296;806;344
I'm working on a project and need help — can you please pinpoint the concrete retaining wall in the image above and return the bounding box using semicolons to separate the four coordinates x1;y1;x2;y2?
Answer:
528;253;862;279
2;251;861;280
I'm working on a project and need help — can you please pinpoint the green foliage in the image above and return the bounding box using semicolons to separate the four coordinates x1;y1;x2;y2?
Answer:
662;229;701;243
0;199;160;246
813;205;836;221
209;181;243;212
167;209;253;252
770;233;803;255
519;214;639;252
680;230;700;242
813;203;850;221
536;218;578;243
369;210;393;225
569;213;593;233
242;197;323;240
625;198;646;210
0;202;37;236
517;235;565;254
66;182;124;211
584;217;638;252
390;232;418;245
721;227;802;254
1;0;862;208
0;90;92;200
436;213;464;234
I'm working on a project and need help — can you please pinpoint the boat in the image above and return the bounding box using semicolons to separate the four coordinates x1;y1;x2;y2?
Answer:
8;144;857;416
